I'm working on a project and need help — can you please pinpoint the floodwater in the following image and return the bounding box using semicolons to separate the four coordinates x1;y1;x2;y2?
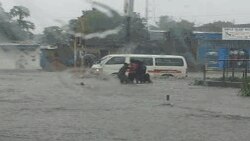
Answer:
0;70;250;141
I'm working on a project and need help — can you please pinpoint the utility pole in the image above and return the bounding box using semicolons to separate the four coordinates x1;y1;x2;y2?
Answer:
124;0;134;42
126;17;131;42
79;18;86;69
73;35;77;69
145;0;150;40
145;0;149;31
74;33;81;69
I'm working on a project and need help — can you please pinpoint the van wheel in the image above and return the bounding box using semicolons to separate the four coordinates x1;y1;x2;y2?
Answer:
161;74;174;78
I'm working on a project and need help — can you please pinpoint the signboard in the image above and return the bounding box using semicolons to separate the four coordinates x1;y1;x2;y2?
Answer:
223;28;250;40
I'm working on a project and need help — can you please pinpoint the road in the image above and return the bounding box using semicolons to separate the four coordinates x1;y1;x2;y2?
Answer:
0;70;250;141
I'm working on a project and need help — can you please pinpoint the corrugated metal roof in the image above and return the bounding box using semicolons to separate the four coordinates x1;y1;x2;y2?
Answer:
0;43;39;46
193;32;222;40
0;43;40;50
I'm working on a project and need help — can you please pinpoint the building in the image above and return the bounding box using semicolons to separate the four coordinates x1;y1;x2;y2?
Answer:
149;30;168;41
192;30;250;69
0;43;40;69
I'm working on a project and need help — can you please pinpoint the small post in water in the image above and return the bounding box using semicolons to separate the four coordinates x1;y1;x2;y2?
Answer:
203;64;206;81
166;95;170;101
164;95;172;106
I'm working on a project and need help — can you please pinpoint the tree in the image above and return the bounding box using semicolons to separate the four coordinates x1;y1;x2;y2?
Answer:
19;20;35;31
10;6;30;20
157;16;194;53
196;21;235;32
119;13;148;42
42;26;69;45
76;9;123;34
0;4;29;41
158;16;194;36
68;19;78;33
69;9;148;43
10;6;35;32
157;16;176;31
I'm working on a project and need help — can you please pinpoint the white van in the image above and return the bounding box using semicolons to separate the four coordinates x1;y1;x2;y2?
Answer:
91;54;188;77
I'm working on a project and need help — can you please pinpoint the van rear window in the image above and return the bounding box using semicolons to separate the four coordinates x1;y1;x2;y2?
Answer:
130;57;153;66
155;58;184;66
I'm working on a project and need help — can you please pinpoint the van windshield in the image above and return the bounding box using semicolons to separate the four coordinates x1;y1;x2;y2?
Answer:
95;56;109;65
106;57;125;65
155;58;184;66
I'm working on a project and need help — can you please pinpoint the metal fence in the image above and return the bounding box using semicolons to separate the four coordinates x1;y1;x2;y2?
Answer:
203;59;250;82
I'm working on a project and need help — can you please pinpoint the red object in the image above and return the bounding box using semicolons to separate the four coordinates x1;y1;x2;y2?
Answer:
128;63;138;73
148;69;182;74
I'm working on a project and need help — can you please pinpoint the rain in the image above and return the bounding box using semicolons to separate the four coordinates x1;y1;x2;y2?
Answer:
0;0;250;141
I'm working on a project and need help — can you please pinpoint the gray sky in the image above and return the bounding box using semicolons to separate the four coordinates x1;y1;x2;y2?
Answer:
1;0;250;33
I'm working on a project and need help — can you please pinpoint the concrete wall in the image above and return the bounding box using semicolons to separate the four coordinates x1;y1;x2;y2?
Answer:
0;46;41;70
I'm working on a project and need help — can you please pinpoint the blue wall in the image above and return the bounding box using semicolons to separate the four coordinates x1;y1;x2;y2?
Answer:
40;47;74;70
194;32;250;69
218;48;229;69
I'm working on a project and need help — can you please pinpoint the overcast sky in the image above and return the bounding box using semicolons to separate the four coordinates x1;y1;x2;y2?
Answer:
1;0;250;33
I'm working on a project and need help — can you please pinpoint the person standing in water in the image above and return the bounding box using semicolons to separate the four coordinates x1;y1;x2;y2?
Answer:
118;63;129;84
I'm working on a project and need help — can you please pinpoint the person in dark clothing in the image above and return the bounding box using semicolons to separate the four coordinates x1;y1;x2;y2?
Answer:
144;73;152;83
128;59;138;83
139;62;147;83
118;63;129;84
134;61;146;83
137;62;151;83
135;60;142;83
127;59;152;84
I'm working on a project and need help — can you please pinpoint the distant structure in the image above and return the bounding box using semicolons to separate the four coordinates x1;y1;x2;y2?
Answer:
0;43;40;69
149;30;168;41
192;29;250;69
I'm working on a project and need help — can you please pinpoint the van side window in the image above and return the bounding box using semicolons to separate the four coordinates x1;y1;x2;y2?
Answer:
130;57;153;66
155;58;184;66
106;57;125;65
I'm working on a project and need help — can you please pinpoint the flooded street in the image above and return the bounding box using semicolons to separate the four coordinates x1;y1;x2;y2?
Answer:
0;70;249;141
2;0;250;140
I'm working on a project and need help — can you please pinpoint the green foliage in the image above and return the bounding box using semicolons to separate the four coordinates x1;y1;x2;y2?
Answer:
0;22;29;41
10;6;30;20
157;16;194;34
112;14;148;43
68;19;78;33
240;79;250;97
214;76;242;82
18;20;35;31
126;15;148;42
69;9;148;43
196;21;234;32
158;16;194;45
79;10;122;34
42;26;69;45
193;79;205;86
157;16;194;55
0;4;32;41
10;5;35;32
212;76;250;82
